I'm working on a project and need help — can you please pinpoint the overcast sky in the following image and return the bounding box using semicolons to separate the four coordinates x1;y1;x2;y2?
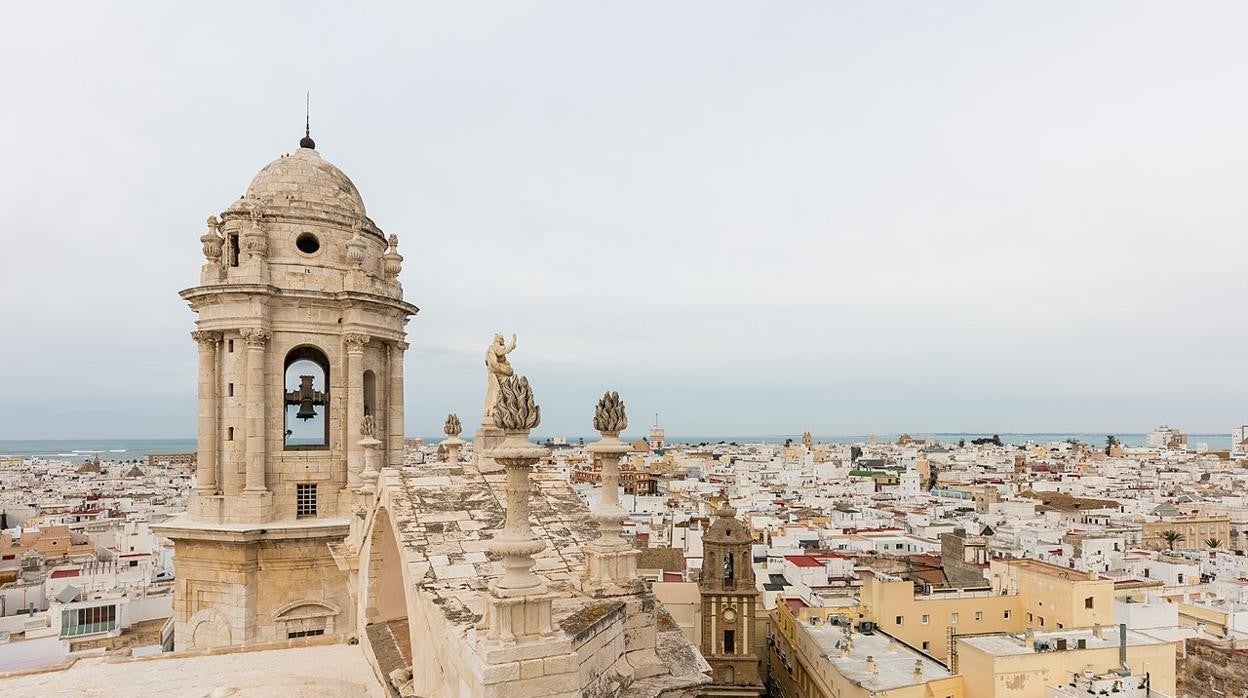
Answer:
2;2;1247;440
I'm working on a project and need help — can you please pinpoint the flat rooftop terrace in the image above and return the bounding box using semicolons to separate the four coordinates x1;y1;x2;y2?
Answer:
803;622;952;692
959;627;1169;657
0;642;383;697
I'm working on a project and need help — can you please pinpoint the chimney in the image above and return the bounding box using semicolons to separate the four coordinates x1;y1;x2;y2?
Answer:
865;656;877;674
1118;623;1129;673
913;659;924;681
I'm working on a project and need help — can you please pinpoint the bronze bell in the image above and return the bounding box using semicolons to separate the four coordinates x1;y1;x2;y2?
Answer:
295;395;318;421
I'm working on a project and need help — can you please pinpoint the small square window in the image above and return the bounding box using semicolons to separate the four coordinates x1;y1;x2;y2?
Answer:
922;641;930;650
296;483;318;518
227;427;234;441
895;615;903;625
922;614;930;625
975;611;983;622
950;612;959;624
227;383;234;397
1004;610;1011;620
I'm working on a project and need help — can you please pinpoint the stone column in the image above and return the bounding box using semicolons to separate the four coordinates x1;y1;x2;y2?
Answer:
191;331;221;493
583;392;641;592
481;375;556;642
387;341;408;468
242;328;270;493
344;333;370;489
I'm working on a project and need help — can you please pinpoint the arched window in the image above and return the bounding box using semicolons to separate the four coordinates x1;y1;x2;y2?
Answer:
722;665;734;683
284;346;330;449
363;370;376;417
723;551;735;586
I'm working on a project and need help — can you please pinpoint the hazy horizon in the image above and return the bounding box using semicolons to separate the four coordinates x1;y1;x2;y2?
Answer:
3;2;1247;438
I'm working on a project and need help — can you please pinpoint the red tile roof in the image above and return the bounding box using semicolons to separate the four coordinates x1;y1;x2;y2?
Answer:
786;555;826;568
49;568;81;579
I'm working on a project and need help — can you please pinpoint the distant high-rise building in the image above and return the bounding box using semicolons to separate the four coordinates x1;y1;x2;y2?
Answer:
1146;425;1187;449
1232;422;1248;456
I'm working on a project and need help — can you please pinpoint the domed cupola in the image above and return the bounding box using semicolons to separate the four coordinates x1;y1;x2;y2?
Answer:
239;144;371;228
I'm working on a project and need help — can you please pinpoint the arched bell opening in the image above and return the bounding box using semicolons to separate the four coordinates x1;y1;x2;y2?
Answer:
284;345;330;450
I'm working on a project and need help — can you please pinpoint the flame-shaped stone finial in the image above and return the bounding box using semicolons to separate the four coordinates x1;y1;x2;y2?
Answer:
593;391;628;435
444;413;462;438
492;375;540;431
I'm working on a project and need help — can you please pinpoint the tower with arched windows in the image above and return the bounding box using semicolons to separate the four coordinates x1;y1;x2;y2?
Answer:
698;503;764;697
155;131;417;650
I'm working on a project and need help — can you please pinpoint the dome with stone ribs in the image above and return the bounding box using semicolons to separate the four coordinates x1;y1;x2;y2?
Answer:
236;144;368;222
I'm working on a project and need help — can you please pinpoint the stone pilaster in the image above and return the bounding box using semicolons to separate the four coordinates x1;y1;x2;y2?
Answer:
192;330;221;494
387;341;407;468
344;333;370;490
242;328;270;496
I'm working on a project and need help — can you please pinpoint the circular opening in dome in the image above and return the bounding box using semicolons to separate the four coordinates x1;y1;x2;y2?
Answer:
296;233;320;255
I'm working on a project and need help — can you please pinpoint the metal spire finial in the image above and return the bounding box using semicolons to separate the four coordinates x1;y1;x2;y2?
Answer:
300;92;316;150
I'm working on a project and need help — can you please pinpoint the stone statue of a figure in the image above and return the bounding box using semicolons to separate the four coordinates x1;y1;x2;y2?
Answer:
483;333;518;418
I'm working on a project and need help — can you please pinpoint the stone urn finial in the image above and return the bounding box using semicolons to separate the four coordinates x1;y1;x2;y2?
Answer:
492;375;540;432
444;413;462;438
201;215;223;262
383;233;403;278
593;391;628;436
347;223;366;267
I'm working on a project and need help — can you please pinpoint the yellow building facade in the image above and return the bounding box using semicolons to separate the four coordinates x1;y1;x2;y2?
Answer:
860;573;1025;663
955;627;1177;698
1141;515;1231;551
989;559;1114;631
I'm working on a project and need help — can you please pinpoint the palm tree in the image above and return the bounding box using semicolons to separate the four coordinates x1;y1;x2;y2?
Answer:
1160;530;1185;550
1204;537;1223;549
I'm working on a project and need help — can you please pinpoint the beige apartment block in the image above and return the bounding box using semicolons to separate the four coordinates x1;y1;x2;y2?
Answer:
955;626;1177;698
860;573;1025;664
1141;515;1231;551
989;559;1114;631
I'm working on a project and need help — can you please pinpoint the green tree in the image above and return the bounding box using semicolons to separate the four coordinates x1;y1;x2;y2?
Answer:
1204;537;1223;549
1104;435;1120;455
850;445;863;463
1160;530;1185;550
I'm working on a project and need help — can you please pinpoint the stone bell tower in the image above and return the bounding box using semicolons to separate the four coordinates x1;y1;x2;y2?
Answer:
698;503;764;697
155;130;418;650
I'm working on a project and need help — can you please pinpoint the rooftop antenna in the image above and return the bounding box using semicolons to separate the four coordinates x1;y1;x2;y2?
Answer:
299;91;316;150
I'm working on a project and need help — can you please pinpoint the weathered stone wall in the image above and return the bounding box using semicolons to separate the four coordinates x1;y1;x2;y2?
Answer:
1177;638;1248;698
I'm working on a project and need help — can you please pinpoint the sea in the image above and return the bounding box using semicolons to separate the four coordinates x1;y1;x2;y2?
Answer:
0;432;1232;461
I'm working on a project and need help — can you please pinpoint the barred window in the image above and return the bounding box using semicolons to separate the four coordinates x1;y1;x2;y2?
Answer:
288;628;325;639
296;483;317;518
